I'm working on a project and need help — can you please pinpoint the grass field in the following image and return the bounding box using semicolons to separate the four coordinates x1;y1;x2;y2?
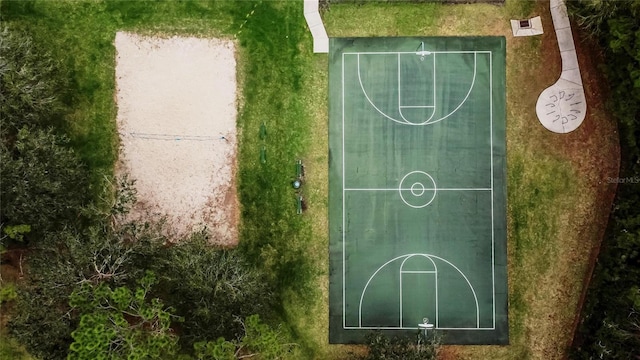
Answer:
0;0;619;359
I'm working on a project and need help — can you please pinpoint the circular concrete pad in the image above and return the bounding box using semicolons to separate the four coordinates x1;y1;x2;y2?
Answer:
536;79;586;134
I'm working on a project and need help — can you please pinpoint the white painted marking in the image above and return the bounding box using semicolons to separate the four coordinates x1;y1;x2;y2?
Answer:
399;254;438;327
355;51;480;126
358;253;479;328
344;51;492;55
344;326;496;330
490;51;496;328
398;171;438;208
426;53;478;125
342;52;347;329
340;48;498;330
344;188;491;191
411;182;426;196
398;53;436;124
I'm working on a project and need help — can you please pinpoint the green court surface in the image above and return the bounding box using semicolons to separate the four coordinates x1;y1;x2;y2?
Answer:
328;37;507;345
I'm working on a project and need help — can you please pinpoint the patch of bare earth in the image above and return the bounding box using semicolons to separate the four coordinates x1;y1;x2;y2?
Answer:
114;32;239;246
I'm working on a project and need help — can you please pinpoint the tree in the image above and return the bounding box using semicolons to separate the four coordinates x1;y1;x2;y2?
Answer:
360;330;440;360
8;200;165;359
567;0;640;159
0;26;65;135
1;127;90;240
566;1;640;359
193;315;294;360
67;271;181;359
152;236;276;347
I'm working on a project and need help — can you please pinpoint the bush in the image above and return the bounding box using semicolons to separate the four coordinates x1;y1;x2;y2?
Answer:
152;235;277;348
0;283;18;305
1;128;90;240
0;26;65;135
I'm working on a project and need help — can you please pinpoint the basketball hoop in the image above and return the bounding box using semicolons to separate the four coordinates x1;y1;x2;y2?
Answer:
415;41;431;61
418;317;434;329
418;317;434;340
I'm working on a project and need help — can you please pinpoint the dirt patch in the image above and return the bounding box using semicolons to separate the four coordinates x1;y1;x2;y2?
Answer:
114;32;239;246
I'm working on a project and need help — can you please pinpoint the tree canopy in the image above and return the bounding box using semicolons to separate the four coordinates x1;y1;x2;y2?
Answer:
568;1;640;358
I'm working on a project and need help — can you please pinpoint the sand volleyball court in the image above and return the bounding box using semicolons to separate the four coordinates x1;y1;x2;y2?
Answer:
115;32;238;245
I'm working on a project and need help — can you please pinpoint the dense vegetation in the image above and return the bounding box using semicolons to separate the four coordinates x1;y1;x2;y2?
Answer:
0;1;305;358
567;1;640;358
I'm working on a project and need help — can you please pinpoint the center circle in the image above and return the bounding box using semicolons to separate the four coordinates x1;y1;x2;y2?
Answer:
411;182;425;196
398;171;437;209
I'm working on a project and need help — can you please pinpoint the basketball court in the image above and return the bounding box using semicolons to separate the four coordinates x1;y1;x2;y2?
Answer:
328;37;508;344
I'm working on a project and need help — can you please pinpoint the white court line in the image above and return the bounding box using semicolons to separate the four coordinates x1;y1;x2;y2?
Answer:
400;270;437;274
398;171;437;208
398;53;436;124
490;51;496;328
358;253;479;328
341;48;497;330
399;105;435;108
397;53;403;122
344;50;491;55
342;52;347;329
358;256;406;327
356;52;479;126
345;326;496;330
357;54;408;126
345;188;491;191
426;53;477;125
427;254;479;328
399;255;439;328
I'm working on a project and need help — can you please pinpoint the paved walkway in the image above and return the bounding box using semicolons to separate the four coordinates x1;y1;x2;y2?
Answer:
304;0;329;53
536;0;587;133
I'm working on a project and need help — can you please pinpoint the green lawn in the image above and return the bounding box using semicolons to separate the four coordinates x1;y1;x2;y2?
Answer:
0;0;617;359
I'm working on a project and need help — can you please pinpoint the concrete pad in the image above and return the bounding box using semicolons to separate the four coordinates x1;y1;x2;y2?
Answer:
536;81;586;133
537;0;586;133
510;16;543;37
